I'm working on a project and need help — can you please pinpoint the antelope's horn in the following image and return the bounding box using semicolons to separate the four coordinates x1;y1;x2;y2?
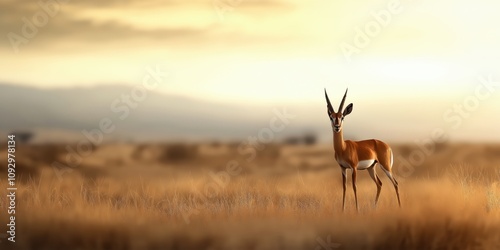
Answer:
338;88;348;112
324;88;334;113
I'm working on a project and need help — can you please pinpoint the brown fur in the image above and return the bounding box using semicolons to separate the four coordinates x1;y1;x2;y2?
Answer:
326;89;401;211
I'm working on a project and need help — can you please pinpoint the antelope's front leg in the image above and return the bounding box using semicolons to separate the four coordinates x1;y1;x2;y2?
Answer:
352;168;359;212
341;168;347;212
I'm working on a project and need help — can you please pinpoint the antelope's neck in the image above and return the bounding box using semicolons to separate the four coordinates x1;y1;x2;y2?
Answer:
333;130;346;153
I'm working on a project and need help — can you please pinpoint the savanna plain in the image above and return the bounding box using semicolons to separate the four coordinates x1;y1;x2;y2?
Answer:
1;141;500;250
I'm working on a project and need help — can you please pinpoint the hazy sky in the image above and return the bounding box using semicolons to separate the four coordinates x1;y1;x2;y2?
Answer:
1;0;499;141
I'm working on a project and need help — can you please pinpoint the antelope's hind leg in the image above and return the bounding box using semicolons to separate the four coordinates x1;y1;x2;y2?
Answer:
367;165;383;207
341;168;347;212
379;149;401;208
380;166;401;208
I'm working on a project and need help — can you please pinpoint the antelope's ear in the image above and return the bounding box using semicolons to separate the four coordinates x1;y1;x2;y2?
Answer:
343;103;353;116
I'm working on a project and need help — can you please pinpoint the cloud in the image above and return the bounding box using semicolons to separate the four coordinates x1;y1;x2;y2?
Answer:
1;0;295;51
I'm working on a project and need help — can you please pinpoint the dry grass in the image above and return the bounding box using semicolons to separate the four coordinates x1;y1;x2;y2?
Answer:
1;143;500;250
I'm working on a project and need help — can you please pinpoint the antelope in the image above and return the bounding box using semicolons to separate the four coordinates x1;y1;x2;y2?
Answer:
325;88;401;211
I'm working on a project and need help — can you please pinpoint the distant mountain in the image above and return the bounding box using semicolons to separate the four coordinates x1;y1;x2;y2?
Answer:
0;84;328;143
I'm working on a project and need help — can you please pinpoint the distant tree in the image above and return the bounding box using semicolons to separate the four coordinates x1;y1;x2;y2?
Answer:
10;131;34;144
303;133;317;145
159;143;198;163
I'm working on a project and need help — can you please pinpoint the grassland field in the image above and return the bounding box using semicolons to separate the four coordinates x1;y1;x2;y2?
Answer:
0;142;499;250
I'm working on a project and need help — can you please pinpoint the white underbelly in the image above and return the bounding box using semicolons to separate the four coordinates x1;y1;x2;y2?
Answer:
357;160;376;170
336;159;376;170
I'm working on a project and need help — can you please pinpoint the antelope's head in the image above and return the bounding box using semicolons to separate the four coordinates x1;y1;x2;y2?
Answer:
324;88;353;133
